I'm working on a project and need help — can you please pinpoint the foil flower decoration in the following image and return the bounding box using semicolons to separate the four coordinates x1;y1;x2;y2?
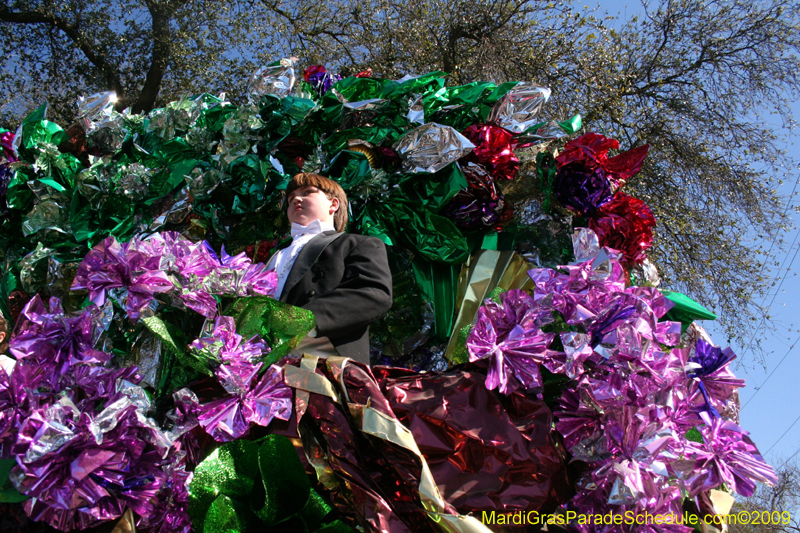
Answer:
190;317;291;441
487;83;551;134
10;396;168;531
589;192;657;265
461;124;519;181
1;130;17;162
685;412;777;497
201;246;278;299
393;122;475;173
303;64;341;97
9;295;111;385
137;459;192;533
554;162;613;215
440;161;512;231
76;91;127;151
555;132;650;188
246;58;297;101
0;363;35;458
190;316;268;372
196;366;293;442
71;236;173;321
467;289;556;394
686;339;745;418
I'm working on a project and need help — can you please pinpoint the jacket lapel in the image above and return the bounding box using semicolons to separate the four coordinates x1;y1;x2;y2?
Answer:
279;231;344;302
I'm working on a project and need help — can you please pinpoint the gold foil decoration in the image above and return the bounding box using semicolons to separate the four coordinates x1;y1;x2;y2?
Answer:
444;250;535;363
110;508;136;533
283;362;338;401
346;140;379;168
292;354;319;420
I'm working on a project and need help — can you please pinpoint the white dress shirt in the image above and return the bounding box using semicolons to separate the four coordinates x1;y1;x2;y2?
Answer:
268;219;339;358
268;219;335;299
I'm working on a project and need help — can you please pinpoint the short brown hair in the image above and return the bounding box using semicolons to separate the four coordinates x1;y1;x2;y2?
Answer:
285;173;349;232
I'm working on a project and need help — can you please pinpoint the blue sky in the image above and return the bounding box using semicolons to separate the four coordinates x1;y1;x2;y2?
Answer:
592;0;800;469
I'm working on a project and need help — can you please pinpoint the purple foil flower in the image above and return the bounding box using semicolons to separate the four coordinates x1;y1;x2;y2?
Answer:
1;131;16;162
190;317;291;441
201;246;278;299
197;365;293;442
10;396;168;531
685;412;777;497
0;364;36;458
686;339;745;418
71;236;173;321
304;65;341;96
555;162;613;215
467;289;556;394
9;295;112;384
137;454;193;533
190;316;269;369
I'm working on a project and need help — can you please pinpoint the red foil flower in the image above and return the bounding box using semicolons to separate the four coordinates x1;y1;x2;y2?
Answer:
302;64;327;82
589;191;656;265
461;124;519;181
556;132;649;188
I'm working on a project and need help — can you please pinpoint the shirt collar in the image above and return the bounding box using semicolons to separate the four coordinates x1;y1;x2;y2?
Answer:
290;219;335;239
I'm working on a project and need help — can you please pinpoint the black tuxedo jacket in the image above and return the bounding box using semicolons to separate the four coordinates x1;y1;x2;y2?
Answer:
279;231;392;364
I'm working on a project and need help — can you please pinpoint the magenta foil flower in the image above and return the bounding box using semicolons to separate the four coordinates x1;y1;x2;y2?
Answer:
685;339;745;418
71;236;173;321
190;317;291;441
467;289;556;394
684;412;777;497
10;396;168;531
9;295;111;384
197;366;293;442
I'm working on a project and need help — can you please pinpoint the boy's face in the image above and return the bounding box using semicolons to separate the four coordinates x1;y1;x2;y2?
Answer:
287;185;339;227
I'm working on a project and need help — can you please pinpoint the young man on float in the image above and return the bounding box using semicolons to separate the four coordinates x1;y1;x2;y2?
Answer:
268;172;392;365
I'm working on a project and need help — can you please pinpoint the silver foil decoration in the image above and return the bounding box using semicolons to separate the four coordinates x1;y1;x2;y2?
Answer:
22;398;80;463
607;469;641;505
514;119;573;144
77;92;117;133
392;122;475;173
128;329;164;388
148;186;192;232
78;92;127;151
89;396;133;444
572;228;602;263
18;242;53;294
246;58;297;101
407;94;425;124
186;166;222;201
343;98;385;111
76;161;109;205
46;256;79;301
488;83;551;134
114;163;151;200
22;192;71;237
631;258;661;287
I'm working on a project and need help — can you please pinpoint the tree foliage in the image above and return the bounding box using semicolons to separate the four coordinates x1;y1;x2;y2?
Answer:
731;458;800;533
2;0;798;349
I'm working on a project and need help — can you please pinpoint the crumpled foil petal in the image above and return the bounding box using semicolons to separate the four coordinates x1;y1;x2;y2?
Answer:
392;122;475;173
488;83;551;134
247;58;297;101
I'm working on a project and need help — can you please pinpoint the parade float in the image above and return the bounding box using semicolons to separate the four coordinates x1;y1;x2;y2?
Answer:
0;60;777;532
